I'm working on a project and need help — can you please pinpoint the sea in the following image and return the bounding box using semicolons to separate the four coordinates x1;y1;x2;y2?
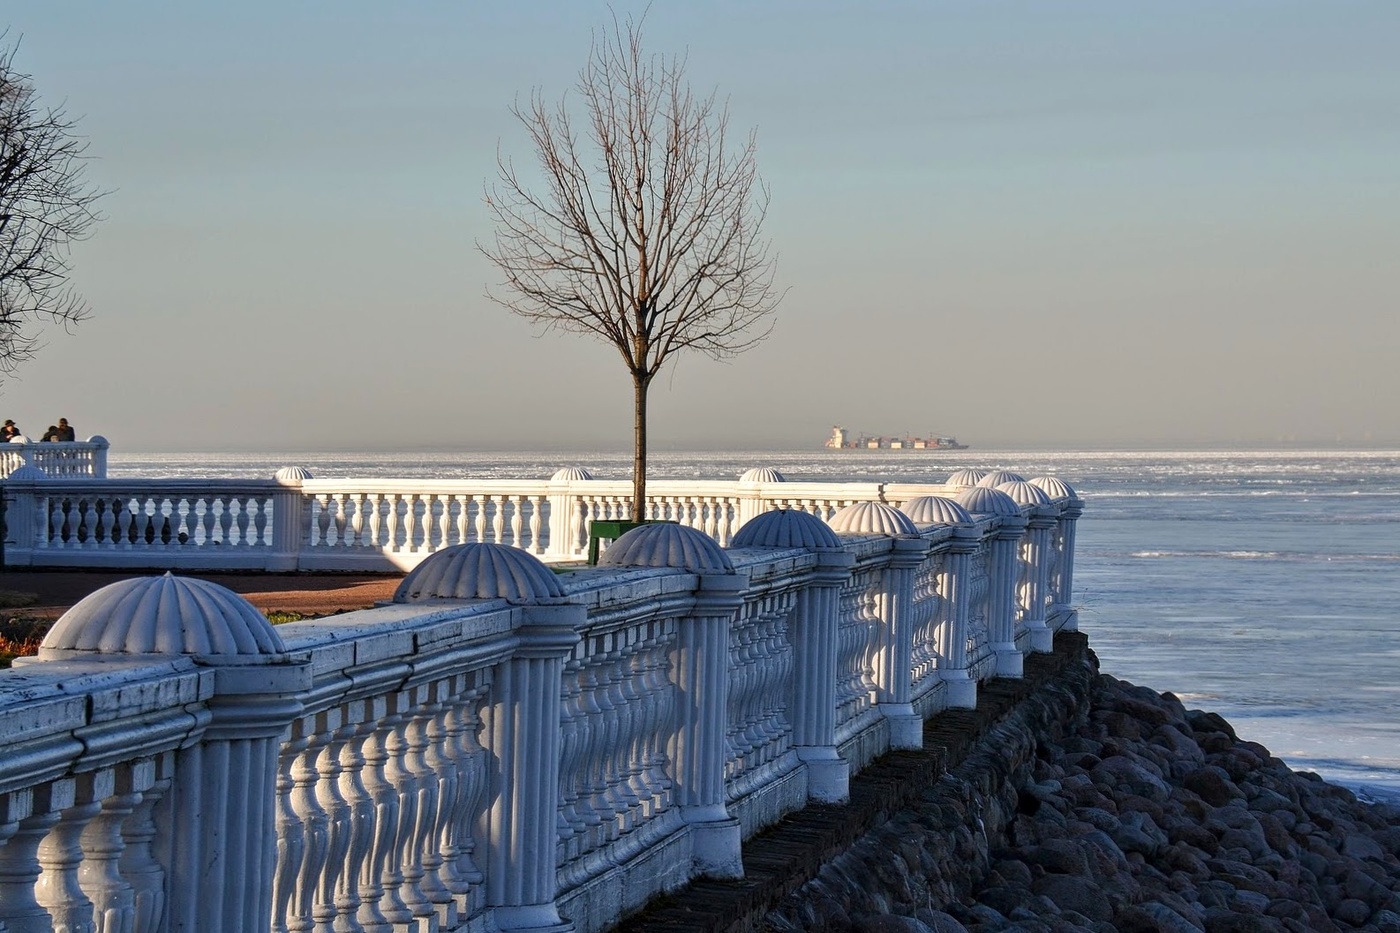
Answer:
109;448;1400;804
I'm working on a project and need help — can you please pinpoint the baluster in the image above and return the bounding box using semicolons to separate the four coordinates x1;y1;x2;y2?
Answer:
290;718;331;933
354;699;397;932
79;762;153;933
332;494;351;548
528;495;545;554
616;632;653;826
271;727;309;933
473;497;489;544
407;687;454;925
0;784;59;933
640;623;674;813
436;494;453;551
211;496;230;544
346;494;365;547
556;652;588;861
37;786;104;931
373;699;413;926
453;495;471;545
360;494;379;549
120;760;170;933
385;495;403;552
223;497;241;546
443;683;488;918
49;496;66;546
312;710;352;933
395;695;437;922
402;494;422;553
80;497;99;546
253;496;270;547
491;495;507;545
507;495;523;548
575;652;611;849
333;704;374;932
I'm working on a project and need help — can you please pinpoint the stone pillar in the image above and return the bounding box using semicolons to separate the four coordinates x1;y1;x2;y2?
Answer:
89;435;110;479
788;548;855;803
1020;508;1058;653
34;574;310;933
158;667;308;932
271;467;312;571
987;513;1029;678
1054;499;1084;622
546;469;593;561
1;473;39;566
871;537;933;749
937;527;983;709
668;572;749;878
483;603;583;933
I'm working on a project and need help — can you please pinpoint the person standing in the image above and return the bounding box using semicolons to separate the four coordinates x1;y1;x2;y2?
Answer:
55;417;75;442
0;420;19;442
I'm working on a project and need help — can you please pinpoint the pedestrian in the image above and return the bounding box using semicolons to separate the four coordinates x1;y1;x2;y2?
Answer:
0;420;18;442
41;425;60;442
55;417;75;442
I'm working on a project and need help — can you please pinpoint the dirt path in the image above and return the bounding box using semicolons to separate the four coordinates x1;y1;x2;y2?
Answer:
0;569;405;619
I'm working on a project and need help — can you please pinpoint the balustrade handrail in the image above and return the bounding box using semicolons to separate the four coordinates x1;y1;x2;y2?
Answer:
0;483;1083;933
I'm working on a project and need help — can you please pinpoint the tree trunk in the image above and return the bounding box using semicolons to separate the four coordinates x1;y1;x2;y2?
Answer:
631;374;649;521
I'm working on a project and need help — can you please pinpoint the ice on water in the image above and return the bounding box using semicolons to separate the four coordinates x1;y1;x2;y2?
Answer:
112;448;1400;802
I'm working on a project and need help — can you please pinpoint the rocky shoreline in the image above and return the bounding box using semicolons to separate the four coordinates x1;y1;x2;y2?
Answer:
762;654;1400;933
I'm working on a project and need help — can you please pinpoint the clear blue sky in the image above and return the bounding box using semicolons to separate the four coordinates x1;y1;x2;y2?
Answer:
4;1;1397;451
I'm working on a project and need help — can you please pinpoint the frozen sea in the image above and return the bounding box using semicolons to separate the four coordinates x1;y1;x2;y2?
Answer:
110;448;1400;802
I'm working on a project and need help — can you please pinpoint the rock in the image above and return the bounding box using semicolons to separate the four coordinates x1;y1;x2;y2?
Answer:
1342;831;1386;861
912;910;971;933
851;914;934;933
1031;874;1111;921
1022;839;1089;875
1116;901;1204;933
1332;896;1372;926
1373;908;1400;933
1184;766;1243;807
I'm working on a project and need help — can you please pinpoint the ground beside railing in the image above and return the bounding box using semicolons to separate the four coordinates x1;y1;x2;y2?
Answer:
0;569;404;663
611;631;1094;933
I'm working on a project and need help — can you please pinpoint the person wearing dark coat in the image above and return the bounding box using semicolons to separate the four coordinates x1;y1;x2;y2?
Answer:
0;420;18;442
55;418;75;442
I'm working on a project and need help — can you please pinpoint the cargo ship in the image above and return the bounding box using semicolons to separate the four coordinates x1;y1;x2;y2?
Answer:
825;426;968;451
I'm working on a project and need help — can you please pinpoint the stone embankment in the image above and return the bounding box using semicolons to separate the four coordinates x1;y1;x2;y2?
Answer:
761;656;1400;933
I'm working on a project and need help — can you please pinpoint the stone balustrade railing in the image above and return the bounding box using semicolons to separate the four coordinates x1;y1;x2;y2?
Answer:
0;436;109;479
0;481;1082;933
1;466;1084;578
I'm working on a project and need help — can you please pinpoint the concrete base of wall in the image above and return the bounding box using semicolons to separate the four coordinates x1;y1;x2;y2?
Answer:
609;632;1092;933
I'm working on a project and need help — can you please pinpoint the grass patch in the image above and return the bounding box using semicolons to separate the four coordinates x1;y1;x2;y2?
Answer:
0;590;39;609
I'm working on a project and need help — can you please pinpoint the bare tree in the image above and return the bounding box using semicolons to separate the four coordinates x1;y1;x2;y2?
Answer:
0;37;102;387
481;13;781;518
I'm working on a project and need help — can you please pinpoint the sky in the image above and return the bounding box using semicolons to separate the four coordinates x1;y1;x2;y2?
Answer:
2;1;1397;453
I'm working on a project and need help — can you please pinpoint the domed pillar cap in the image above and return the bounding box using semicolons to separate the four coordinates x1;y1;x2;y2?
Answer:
394;542;566;604
977;470;1026;487
738;467;786;483
1029;476;1077;501
274;465;314;484
599;523;734;573
955;486;1023;517
900;495;974;527
826;501;921;537
944;468;988;488
5;464;47;481
550;466;595;481
995;480;1053;507
732;509;842;550
39;573;286;660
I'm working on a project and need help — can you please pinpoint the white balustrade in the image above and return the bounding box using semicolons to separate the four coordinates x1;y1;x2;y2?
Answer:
0;473;1082;933
0;437;109;479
